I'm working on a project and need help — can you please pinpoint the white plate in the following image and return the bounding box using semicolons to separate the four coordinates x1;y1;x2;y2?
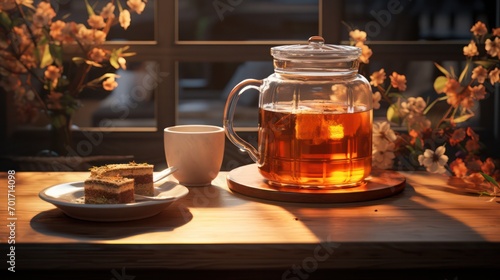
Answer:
39;181;189;222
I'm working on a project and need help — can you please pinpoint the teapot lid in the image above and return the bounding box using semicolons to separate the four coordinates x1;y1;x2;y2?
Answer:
270;36;361;75
271;36;361;61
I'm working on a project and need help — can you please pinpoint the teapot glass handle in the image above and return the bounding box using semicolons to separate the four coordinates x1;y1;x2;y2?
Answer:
223;79;263;163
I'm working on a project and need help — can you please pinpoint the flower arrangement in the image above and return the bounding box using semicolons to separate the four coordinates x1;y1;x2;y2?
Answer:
0;0;147;154
348;21;500;197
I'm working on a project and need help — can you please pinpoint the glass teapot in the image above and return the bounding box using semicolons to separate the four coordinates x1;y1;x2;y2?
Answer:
224;36;373;188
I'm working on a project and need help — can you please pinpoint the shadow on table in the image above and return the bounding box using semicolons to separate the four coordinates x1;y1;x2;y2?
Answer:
227;180;497;272
180;184;249;208
30;201;192;240
229;180;486;241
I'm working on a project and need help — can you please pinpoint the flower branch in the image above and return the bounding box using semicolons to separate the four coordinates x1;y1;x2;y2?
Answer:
1;0;147;120
347;21;500;196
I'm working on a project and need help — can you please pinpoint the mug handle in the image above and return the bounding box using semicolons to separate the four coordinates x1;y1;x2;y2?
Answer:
223;79;263;163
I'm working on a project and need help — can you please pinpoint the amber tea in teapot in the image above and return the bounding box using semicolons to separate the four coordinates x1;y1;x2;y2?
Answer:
224;36;373;188
258;103;372;186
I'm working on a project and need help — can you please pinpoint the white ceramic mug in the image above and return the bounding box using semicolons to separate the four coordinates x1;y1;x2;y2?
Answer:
164;125;225;186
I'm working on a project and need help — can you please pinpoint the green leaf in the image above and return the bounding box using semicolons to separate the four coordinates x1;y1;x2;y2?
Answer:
117;46;130;52
120;51;136;57
423;95;448;115
450;67;456;79
84;0;95;16
452;113;474;123
481;173;500;189
415;137;423;151
22;1;36;9
116;0;124;12
433;76;448;93
86;73;120;87
109;55;119;69
458;61;470;83
474;60;496;69
49;43;63;66
386;104;400;124
40;44;53;68
387;92;404;99
434;62;450;77
72;57;86;65
477;191;494;197
38;35;48;46
108;46;135;69
50;113;66;129
0;11;12;29
85;60;103;67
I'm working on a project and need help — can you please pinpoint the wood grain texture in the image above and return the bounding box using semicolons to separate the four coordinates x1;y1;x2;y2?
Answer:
1;170;499;275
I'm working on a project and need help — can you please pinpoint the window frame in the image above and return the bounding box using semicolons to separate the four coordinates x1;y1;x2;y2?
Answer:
3;0;499;140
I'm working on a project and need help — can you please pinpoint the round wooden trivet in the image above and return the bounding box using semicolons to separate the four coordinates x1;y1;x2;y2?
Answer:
226;164;406;203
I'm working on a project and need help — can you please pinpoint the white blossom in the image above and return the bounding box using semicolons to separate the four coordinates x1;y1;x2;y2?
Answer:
372;121;397;151
418;146;449;174
372;142;395;169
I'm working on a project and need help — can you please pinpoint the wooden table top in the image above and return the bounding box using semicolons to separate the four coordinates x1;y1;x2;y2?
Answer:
1;169;499;278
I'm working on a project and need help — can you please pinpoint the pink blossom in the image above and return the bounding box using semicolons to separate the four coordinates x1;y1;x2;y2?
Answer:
467;127;480;141
493;27;500;36
12;25;32;50
33;1;56;27
481;158;496;175
471;66;488;84
119;9;131;30
89;48;107;62
485;37;500;58
93;30;107;44
465;139;480;153
450;158;468;178
127;0;146;14
463;173;486;188
489;67;500;85
44;65;61;80
100;2;116;19
355;42;372;64
20;54;36;69
463;41;479;57
489;67;500;84
50;20;66;41
390;72;407;91
468;84;486;100
349;29;367;43
87;15;106;29
449;128;466;146
470;21;487;36
370;68;386;87
103;76;118;91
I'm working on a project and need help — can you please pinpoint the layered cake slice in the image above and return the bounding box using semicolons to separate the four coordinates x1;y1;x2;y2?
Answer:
90;162;154;196
84;176;135;204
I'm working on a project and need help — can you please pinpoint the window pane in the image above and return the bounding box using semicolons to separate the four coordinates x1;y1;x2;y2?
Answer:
177;0;319;41
178;61;274;126
342;0;495;41
76;61;158;128
54;0;156;41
